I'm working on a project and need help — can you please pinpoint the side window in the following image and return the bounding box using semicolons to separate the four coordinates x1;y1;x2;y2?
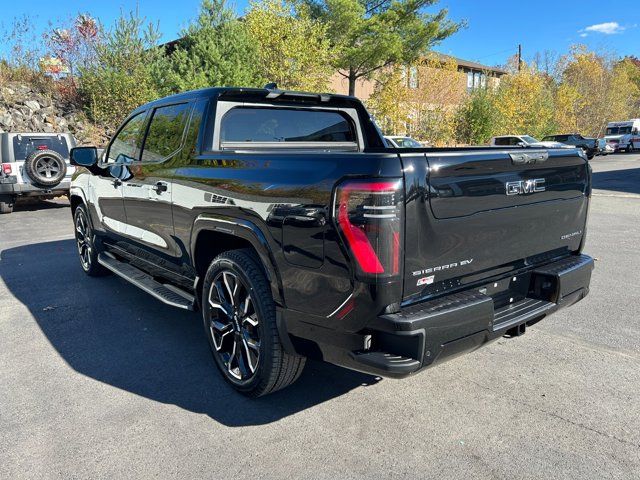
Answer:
494;137;508;146
141;103;191;163
510;137;521;145
106;112;147;164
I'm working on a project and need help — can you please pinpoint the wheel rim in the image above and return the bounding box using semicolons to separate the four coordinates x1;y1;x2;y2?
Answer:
35;157;60;179
208;270;260;381
75;210;92;270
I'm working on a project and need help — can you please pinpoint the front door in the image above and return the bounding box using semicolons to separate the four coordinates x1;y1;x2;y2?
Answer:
121;101;192;280
89;111;148;241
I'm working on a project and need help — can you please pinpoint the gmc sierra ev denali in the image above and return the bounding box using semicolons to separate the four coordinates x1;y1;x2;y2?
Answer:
69;87;594;397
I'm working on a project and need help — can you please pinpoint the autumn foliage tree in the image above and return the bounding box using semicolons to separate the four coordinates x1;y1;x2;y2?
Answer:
555;47;640;136
244;0;335;91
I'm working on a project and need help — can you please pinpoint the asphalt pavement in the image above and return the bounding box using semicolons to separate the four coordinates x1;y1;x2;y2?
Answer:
1;153;639;479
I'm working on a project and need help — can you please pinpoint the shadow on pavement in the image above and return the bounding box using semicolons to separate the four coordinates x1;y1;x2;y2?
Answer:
0;239;379;426
591;167;640;195
13;198;70;212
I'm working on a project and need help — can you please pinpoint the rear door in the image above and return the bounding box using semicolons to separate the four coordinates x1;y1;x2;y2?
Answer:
402;148;589;301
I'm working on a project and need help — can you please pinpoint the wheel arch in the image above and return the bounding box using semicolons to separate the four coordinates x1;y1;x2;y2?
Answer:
191;215;285;308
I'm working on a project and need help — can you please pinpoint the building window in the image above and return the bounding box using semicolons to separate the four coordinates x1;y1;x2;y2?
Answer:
408;66;418;89
467;70;488;91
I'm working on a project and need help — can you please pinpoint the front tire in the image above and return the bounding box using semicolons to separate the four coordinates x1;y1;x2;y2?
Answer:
73;204;109;277
202;249;305;397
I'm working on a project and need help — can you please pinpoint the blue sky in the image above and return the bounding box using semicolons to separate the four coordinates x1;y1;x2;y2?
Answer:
2;0;639;66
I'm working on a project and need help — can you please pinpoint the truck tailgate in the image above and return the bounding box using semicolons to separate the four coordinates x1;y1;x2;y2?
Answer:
400;149;590;302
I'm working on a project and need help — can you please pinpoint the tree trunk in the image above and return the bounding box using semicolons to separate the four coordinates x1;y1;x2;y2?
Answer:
348;68;357;97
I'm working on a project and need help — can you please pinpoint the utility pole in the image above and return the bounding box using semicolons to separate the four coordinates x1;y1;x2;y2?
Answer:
517;44;522;72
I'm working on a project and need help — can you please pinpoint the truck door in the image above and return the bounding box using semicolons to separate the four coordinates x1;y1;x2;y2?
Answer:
120;102;192;274
89;111;148;239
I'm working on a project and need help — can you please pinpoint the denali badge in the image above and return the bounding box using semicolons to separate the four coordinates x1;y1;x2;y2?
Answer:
506;178;546;195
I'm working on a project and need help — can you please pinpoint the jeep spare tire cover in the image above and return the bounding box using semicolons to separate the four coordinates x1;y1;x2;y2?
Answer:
23;149;67;188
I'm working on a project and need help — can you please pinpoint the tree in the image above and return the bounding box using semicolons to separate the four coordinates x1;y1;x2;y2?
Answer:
43;14;99;80
456;87;497;145
493;65;556;139
366;69;411;135
159;0;264;94
554;46;640;136
304;0;460;95
79;9;162;129
244;0;335;91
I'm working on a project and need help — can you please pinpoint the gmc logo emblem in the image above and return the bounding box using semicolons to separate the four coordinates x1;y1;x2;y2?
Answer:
506;178;546;195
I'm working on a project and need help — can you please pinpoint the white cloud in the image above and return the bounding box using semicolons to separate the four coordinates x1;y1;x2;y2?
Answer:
584;22;625;35
579;33;588;38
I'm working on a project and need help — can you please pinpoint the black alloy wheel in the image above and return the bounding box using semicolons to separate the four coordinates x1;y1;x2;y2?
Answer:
202;249;305;397
208;269;261;381
73;205;109;277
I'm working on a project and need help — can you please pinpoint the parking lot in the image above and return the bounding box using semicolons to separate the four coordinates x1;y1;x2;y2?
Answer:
1;154;639;479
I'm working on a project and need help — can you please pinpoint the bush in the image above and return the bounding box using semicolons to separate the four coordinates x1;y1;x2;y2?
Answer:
456;88;497;145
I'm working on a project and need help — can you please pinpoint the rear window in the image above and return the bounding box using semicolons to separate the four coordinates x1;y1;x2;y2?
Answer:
141;103;191;162
12;136;69;161
220;107;356;146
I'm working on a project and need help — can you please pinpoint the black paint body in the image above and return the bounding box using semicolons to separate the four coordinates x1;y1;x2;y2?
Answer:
70;87;594;377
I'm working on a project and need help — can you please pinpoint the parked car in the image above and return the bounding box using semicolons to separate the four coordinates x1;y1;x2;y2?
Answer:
604;119;640;152
69;86;594;397
490;135;568;149
0;132;76;214
541;134;598;159
595;138;613;156
384;136;424;148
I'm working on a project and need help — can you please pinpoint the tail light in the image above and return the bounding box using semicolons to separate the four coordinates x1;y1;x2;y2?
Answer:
334;178;403;280
1;164;11;175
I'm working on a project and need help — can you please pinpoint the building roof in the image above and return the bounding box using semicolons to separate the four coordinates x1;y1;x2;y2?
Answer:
433;53;509;76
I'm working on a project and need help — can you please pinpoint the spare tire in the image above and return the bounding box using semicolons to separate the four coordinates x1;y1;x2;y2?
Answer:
23;149;67;188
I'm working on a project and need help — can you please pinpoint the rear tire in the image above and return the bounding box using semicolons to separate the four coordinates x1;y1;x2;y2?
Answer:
0;201;14;214
73;204;109;277
202;249;305;397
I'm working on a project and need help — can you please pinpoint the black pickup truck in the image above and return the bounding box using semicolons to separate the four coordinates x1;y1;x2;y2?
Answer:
69;87;594;397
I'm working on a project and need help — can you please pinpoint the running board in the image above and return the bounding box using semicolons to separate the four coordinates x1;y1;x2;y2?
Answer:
98;253;195;310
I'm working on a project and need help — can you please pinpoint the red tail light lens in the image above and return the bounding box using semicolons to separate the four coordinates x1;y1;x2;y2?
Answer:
334;178;403;279
1;164;11;175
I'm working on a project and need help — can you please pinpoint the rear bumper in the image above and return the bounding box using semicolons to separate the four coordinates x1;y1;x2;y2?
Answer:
285;254;594;378
0;179;70;197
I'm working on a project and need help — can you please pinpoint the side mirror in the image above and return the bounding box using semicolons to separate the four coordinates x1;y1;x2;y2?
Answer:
70;146;98;167
517;141;527;147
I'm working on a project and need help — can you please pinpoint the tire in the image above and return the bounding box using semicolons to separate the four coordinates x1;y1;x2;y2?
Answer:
0;201;13;214
202;249;305;397
24;149;67;188
73;204;109;277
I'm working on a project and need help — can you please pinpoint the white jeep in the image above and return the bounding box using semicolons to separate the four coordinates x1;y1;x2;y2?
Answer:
0;132;76;213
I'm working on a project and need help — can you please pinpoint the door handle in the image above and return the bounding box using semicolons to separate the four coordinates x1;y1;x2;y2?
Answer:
152;182;168;194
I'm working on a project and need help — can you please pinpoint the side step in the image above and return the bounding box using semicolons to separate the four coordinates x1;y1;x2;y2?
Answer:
349;351;421;375
98;253;195;310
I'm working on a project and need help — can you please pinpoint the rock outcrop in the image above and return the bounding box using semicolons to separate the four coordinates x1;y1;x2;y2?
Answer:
0;82;109;146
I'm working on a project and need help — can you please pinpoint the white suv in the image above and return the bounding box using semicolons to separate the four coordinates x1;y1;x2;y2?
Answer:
0;132;76;213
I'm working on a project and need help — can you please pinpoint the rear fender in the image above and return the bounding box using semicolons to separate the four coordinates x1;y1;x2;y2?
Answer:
190;214;284;307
